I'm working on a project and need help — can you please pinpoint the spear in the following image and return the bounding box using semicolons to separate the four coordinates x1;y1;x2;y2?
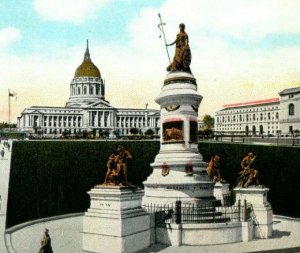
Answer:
158;13;171;64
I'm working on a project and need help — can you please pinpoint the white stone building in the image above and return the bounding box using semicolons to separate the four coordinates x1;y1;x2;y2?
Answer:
215;87;300;136
17;43;160;137
279;87;300;134
215;98;280;136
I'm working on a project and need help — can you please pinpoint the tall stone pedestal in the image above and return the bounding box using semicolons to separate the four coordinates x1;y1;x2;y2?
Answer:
82;186;151;253
143;71;216;207
214;182;231;206
234;187;273;239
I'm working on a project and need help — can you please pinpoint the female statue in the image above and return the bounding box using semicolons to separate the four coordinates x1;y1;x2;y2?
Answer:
166;23;191;73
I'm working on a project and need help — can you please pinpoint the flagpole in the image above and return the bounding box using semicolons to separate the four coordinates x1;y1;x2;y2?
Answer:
8;89;11;130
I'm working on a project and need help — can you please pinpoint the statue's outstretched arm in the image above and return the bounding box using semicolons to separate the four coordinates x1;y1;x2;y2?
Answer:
167;40;176;47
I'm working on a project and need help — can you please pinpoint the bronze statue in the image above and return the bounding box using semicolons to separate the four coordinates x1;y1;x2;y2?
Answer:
236;152;260;188
166;23;191;72
207;154;225;182
164;127;183;141
117;145;132;186
104;153;120;185
103;146;132;186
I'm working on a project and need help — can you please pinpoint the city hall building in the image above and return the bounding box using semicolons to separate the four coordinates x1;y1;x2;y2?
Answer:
17;43;160;137
215;87;300;136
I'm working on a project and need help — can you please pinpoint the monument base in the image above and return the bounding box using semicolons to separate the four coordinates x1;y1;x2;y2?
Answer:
82;186;151;253
234;187;273;239
213;182;231;206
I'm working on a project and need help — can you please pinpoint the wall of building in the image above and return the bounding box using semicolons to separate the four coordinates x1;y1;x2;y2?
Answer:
280;91;300;134
215;103;280;136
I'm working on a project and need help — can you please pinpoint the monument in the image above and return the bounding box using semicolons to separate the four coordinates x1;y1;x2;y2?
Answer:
142;16;273;246
234;152;273;239
82;16;273;251
143;21;216;207
82;146;151;253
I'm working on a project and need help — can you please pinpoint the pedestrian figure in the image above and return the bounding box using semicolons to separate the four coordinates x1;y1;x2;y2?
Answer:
7;142;10;151
39;229;53;253
0;148;4;159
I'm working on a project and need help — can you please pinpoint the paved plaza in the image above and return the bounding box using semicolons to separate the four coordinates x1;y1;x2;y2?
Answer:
4;215;300;253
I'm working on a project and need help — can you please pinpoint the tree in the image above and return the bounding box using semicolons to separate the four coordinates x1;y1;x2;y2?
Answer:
145;129;154;136
0;122;17;129
203;114;214;130
130;128;139;135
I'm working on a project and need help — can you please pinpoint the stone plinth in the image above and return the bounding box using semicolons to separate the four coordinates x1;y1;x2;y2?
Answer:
82;186;150;253
214;182;231;206
234;187;273;239
143;71;216;206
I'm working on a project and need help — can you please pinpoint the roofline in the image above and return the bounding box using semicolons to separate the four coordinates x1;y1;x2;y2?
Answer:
223;98;280;108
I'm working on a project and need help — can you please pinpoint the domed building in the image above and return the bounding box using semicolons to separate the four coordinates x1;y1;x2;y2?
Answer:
17;42;160;137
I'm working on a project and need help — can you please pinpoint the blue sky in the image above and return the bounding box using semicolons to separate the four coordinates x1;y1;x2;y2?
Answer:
1;0;300;122
0;0;163;54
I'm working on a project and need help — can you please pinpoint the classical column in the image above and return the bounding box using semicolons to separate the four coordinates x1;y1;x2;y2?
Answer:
100;111;104;127
95;112;98;127
107;112;111;127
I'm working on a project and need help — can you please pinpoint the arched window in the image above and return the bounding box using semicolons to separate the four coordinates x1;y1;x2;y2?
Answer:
101;84;105;96
289;103;295;116
83;86;87;95
253;114;256;121
90;86;94;94
96;85;100;95
240;115;242;121
268;112;271;120
245;126;249;136
259;125;263;135
276;112;279;119
77;87;81;95
252;125;256;135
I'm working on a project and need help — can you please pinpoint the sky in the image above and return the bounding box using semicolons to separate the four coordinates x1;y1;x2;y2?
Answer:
1;0;300;123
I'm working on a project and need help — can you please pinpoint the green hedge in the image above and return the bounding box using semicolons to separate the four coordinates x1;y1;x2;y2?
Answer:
6;140;300;228
198;141;300;218
6;141;159;228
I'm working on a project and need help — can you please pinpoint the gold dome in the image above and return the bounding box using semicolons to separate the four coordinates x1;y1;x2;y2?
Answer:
74;41;101;78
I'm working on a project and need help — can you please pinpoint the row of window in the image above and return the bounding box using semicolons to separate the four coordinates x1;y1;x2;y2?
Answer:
216;105;279;115
71;83;104;96
216;112;279;123
42;116;82;128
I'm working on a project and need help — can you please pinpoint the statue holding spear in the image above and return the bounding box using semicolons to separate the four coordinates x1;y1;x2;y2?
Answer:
158;14;192;73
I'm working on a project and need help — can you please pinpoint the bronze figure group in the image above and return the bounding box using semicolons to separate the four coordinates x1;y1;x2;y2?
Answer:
207;154;225;183
103;145;132;186
236;152;260;188
206;152;261;188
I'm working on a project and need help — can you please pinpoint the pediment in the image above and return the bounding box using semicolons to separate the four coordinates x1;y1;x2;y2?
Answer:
87;101;114;109
29;109;43;114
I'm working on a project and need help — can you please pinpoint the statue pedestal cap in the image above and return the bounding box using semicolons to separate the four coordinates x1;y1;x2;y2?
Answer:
234;187;273;239
82;186;151;253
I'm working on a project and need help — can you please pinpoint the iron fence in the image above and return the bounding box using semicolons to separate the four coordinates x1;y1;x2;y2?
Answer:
143;199;252;226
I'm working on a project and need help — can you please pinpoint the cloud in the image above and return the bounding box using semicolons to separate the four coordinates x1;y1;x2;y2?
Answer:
0;27;22;49
126;0;300;114
34;0;108;23
2;0;300;122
